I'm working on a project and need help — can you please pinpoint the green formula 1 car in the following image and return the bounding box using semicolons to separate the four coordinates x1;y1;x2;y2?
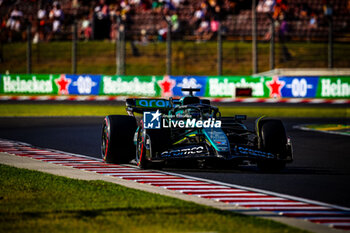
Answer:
101;88;293;172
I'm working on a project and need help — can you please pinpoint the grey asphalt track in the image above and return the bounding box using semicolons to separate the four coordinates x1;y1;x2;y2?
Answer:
0;116;349;208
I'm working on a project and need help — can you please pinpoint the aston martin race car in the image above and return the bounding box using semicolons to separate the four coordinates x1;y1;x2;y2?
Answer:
101;88;293;172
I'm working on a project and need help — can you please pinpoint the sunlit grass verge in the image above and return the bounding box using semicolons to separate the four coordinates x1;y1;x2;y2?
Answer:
0;103;349;118
0;164;307;233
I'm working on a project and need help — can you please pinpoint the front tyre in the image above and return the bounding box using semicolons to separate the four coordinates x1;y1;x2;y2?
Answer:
257;119;287;172
101;115;137;164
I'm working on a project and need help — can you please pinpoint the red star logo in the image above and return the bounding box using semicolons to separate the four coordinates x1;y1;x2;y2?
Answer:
267;76;285;98
158;75;176;97
55;74;71;95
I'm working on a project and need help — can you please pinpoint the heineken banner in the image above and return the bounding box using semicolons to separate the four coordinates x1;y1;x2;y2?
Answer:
1;74;349;98
278;76;319;98
205;76;271;98
65;74;101;95
318;77;350;98
0;74;59;94
101;75;162;96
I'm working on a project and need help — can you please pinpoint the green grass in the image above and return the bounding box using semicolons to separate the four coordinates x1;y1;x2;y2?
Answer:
1;41;350;75
0;164;308;233
0;103;348;118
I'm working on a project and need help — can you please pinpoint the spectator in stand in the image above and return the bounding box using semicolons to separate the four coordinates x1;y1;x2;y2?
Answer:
192;6;205;29
300;3;311;19
309;12;318;29
172;0;184;8
291;3;301;20
170;10;179;32
7;5;23;32
273;0;287;20
121;0;131;15
164;0;176;11
277;12;287;39
227;0;239;14
323;0;333;17
157;20;168;41
210;5;221;33
277;12;291;62
80;15;92;41
195;16;211;41
192;0;224;41
257;0;275;13
257;0;275;41
140;28;149;45
199;1;209;15
140;0;152;11
36;4;48;41
152;0;163;13
6;5;23;42
110;5;122;42
130;0;141;5
1;13;9;44
195;0;209;27
1;15;6;30
93;0;110;40
307;12;317;41
48;1;64;39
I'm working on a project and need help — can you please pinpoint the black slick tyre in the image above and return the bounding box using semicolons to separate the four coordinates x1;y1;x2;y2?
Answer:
257;119;287;172
101;115;137;164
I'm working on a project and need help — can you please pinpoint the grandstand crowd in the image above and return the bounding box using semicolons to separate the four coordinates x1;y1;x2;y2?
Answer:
0;0;349;43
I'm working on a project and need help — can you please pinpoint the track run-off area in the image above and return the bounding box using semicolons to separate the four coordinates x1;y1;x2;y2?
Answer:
0;116;349;232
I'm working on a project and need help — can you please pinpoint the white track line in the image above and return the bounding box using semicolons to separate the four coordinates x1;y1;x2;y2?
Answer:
226;202;308;205
199;193;267;197
213;197;287;201
158;170;350;212
161;185;230;189
260;206;331;210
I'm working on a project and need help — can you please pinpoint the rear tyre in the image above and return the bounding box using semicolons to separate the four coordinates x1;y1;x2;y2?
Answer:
257;119;287;172
101;115;137;164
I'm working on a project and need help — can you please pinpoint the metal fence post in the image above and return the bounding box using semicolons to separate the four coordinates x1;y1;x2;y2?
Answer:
72;21;77;74
252;0;258;74
116;27;120;75
27;23;32;74
269;16;275;70
121;25;126;75
166;22;172;75
116;25;126;75
328;17;333;68
217;21;222;76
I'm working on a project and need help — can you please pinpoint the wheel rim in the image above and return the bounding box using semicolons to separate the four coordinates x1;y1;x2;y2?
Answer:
136;131;143;166
136;133;151;167
101;124;108;160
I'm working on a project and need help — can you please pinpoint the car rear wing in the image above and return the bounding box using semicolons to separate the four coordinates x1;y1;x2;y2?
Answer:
126;98;172;114
126;98;212;115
